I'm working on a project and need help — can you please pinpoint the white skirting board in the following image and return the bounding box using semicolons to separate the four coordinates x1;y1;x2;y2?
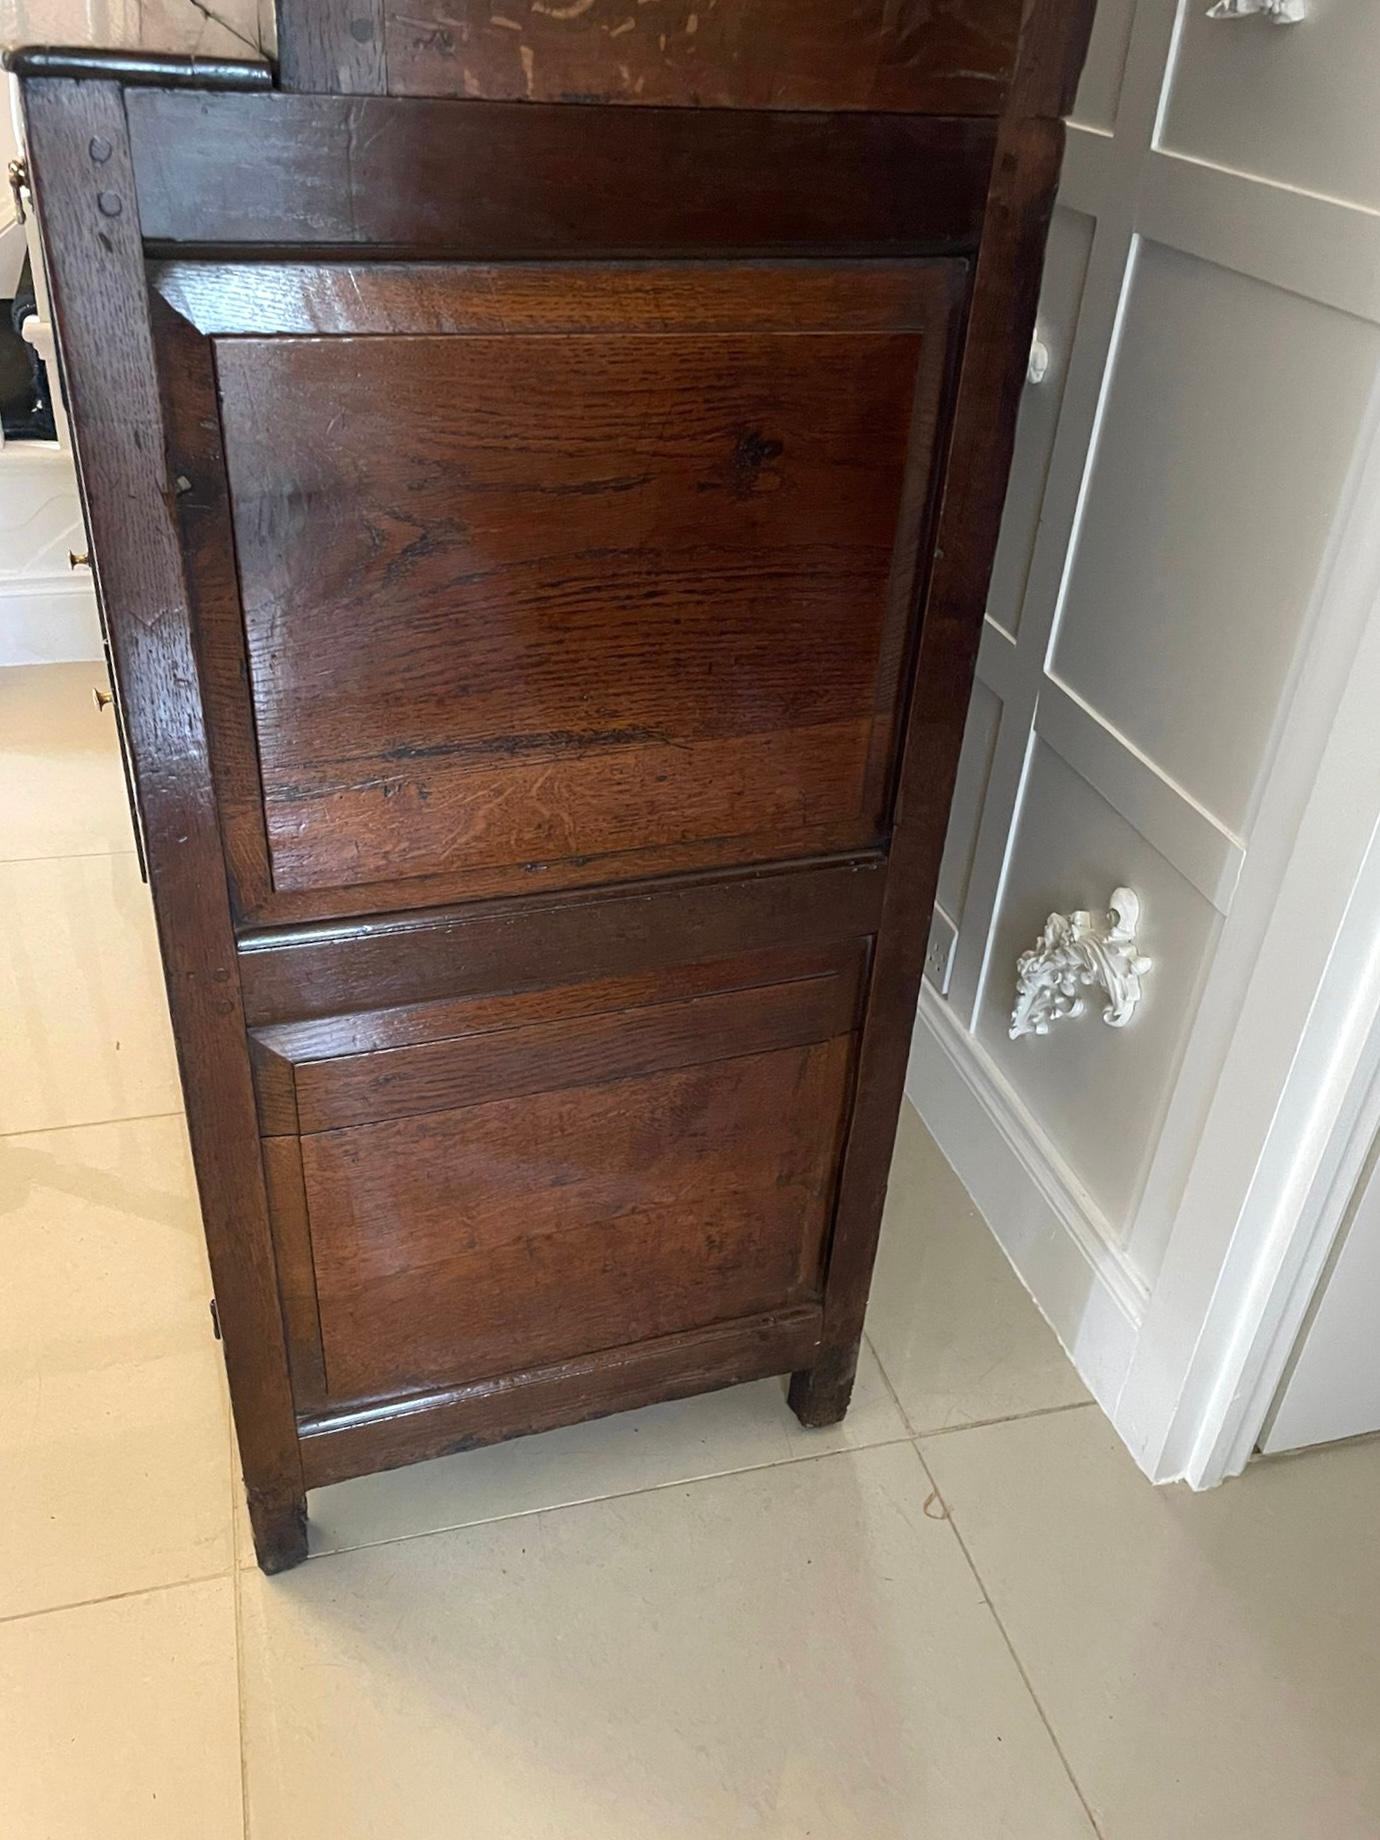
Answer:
905;984;1146;1434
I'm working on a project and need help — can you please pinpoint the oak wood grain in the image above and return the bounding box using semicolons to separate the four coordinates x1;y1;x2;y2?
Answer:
298;1305;823;1487
188;266;958;916
237;857;885;1025
293;946;863;1132
305;1036;852;1399
250;937;864;1066
126;89;995;257
276;0;386;94
383;0;1021;115
151;256;960;339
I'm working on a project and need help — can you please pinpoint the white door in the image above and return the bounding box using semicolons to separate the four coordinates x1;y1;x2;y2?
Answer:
912;0;1380;1481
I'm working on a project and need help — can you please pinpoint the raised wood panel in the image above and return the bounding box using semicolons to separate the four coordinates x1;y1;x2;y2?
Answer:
304;1036;853;1400
262;938;862;1406
382;0;1022;116
236;857;886;1025
292;947;864;1131
153;255;955;338
127;90;995;257
251;937;864;1065
197;261;960;918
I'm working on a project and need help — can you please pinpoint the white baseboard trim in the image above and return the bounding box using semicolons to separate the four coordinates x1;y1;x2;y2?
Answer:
0;580;103;665
906;984;1147;1426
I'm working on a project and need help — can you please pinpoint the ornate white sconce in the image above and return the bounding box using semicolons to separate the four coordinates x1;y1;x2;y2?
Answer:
1010;888;1151;1042
1206;0;1306;24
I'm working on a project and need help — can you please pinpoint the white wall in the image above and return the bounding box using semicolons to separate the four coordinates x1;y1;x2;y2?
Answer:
910;0;1380;1483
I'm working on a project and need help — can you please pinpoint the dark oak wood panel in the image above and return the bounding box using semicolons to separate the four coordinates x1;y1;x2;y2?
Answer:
251;936;863;1066
298;1305;823;1488
155;256;959;922
19;0;1095;1566
126;90;995;257
152;255;955;338
213;318;941;903
237;857;885;1025
260;940;859;1408
292;947;862;1132
306;1036;852;1400
383;0;1021;115
277;0;385;95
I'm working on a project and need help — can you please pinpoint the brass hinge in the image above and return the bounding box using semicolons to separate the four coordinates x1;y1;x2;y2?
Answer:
7;157;29;226
209;1298;222;1341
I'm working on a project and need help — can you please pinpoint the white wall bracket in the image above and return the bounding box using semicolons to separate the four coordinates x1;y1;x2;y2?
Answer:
1010;887;1151;1041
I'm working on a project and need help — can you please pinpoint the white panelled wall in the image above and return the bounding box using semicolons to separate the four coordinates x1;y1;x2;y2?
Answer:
911;0;1380;1482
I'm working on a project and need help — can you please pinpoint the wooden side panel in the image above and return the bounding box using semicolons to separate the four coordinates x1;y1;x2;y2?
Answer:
305;1035;853;1400
251;936;864;1065
292;953;863;1132
152;256;961;339
237;858;886;1025
126;91;995;257
212;320;935;902
383;0;1022;115
259;940;862;1404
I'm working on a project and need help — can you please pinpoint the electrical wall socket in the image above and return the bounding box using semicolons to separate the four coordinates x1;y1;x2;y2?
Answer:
924;906;958;997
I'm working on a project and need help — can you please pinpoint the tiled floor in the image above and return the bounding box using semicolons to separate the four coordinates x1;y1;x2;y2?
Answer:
5;661;1380;1837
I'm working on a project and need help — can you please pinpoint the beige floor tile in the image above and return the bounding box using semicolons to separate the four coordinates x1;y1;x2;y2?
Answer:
921;1408;1380;1840
254;1339;907;1563
0;1115;233;1616
0;851;180;1134
0;662;139;863
240;1442;1094;1840
0;1577;242;1840
866;1105;1089;1432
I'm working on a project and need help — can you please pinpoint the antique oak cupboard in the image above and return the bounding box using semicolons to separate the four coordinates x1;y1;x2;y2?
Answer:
12;0;1094;1571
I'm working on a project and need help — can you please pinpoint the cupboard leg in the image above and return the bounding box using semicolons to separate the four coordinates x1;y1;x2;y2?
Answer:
788;1337;861;1429
246;1485;309;1574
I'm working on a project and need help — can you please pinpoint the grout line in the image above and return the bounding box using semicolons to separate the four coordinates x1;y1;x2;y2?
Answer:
863;1329;919;1436
863;1328;1093;1443
300;1433;918;1567
914;1399;1098;1440
0;845;136;868
0;1568;232;1629
0;1109;184;1143
907;1441;1106;1839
